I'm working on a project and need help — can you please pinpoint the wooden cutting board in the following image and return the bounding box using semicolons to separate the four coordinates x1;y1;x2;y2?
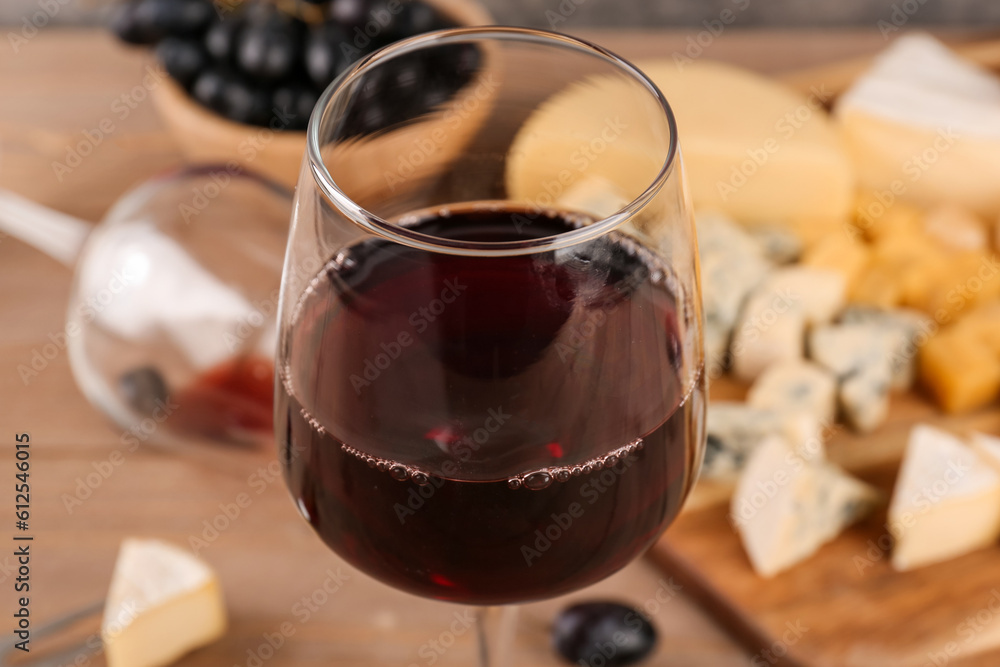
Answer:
652;380;1000;667
650;39;1000;667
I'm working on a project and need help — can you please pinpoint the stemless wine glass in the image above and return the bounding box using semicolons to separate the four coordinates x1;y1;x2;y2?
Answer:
276;27;705;666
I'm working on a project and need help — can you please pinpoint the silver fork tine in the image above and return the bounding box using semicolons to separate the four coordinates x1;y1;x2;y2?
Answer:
0;601;104;666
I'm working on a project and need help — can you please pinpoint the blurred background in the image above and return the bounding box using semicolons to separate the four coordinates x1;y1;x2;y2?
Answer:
5;0;1000;27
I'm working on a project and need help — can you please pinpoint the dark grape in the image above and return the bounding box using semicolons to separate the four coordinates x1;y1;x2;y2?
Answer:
110;1;158;45
552;602;657;667
192;68;229;113
272;84;316;130
118;367;170;417
237;6;304;81
156;37;209;87
295;88;320;124
393;1;449;35
223;78;274;125
387;55;426;98
306;22;350;88
205;16;244;63
327;0;367;27
132;0;215;41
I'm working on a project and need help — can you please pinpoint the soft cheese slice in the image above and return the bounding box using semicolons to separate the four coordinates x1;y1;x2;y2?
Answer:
836;34;1000;216
505;60;855;239
638;60;854;238
102;539;227;667
889;426;1000;571
731;437;878;577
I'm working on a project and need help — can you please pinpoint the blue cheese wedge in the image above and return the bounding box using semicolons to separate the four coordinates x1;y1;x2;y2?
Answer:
730;266;845;381
889;425;1000;571
838;306;932;390
840;363;891;433
758;266;846;326
697;212;773;376
102;539;227;667
704;401;823;481
746;360;838;425
748;226;803;265
809;322;894;379
730;292;805;381
731;436;879;577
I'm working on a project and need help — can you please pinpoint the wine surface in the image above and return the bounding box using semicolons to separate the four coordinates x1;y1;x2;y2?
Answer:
278;204;704;604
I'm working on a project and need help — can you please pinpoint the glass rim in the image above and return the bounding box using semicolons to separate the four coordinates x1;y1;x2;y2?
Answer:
306;26;679;257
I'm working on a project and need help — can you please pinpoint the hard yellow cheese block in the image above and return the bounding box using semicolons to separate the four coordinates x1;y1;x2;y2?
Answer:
836;33;1000;217
505;60;854;241
102;539;227;667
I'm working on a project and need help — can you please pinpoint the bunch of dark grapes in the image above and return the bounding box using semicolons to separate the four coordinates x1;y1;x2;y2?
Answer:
110;0;480;133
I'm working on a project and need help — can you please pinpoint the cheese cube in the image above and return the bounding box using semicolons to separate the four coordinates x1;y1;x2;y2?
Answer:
840;363;891;433
920;330;1000;413
731;436;878;577
809;322;895;380
889;425;1000;570
801;232;871;291
850;265;902;309
747;360;837;426
731;297;805;382
103;539;227;667
924;205;988;251
761;266;846;325
697;212;773;335
838;306;932;390
854;195;922;242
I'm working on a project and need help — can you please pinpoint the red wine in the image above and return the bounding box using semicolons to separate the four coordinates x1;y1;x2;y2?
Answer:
171;355;274;441
277;204;704;605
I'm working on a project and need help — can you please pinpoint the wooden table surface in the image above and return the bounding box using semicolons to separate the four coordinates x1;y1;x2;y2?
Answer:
0;26;992;667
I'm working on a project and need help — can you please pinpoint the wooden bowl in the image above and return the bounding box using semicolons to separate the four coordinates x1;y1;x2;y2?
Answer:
152;0;494;190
